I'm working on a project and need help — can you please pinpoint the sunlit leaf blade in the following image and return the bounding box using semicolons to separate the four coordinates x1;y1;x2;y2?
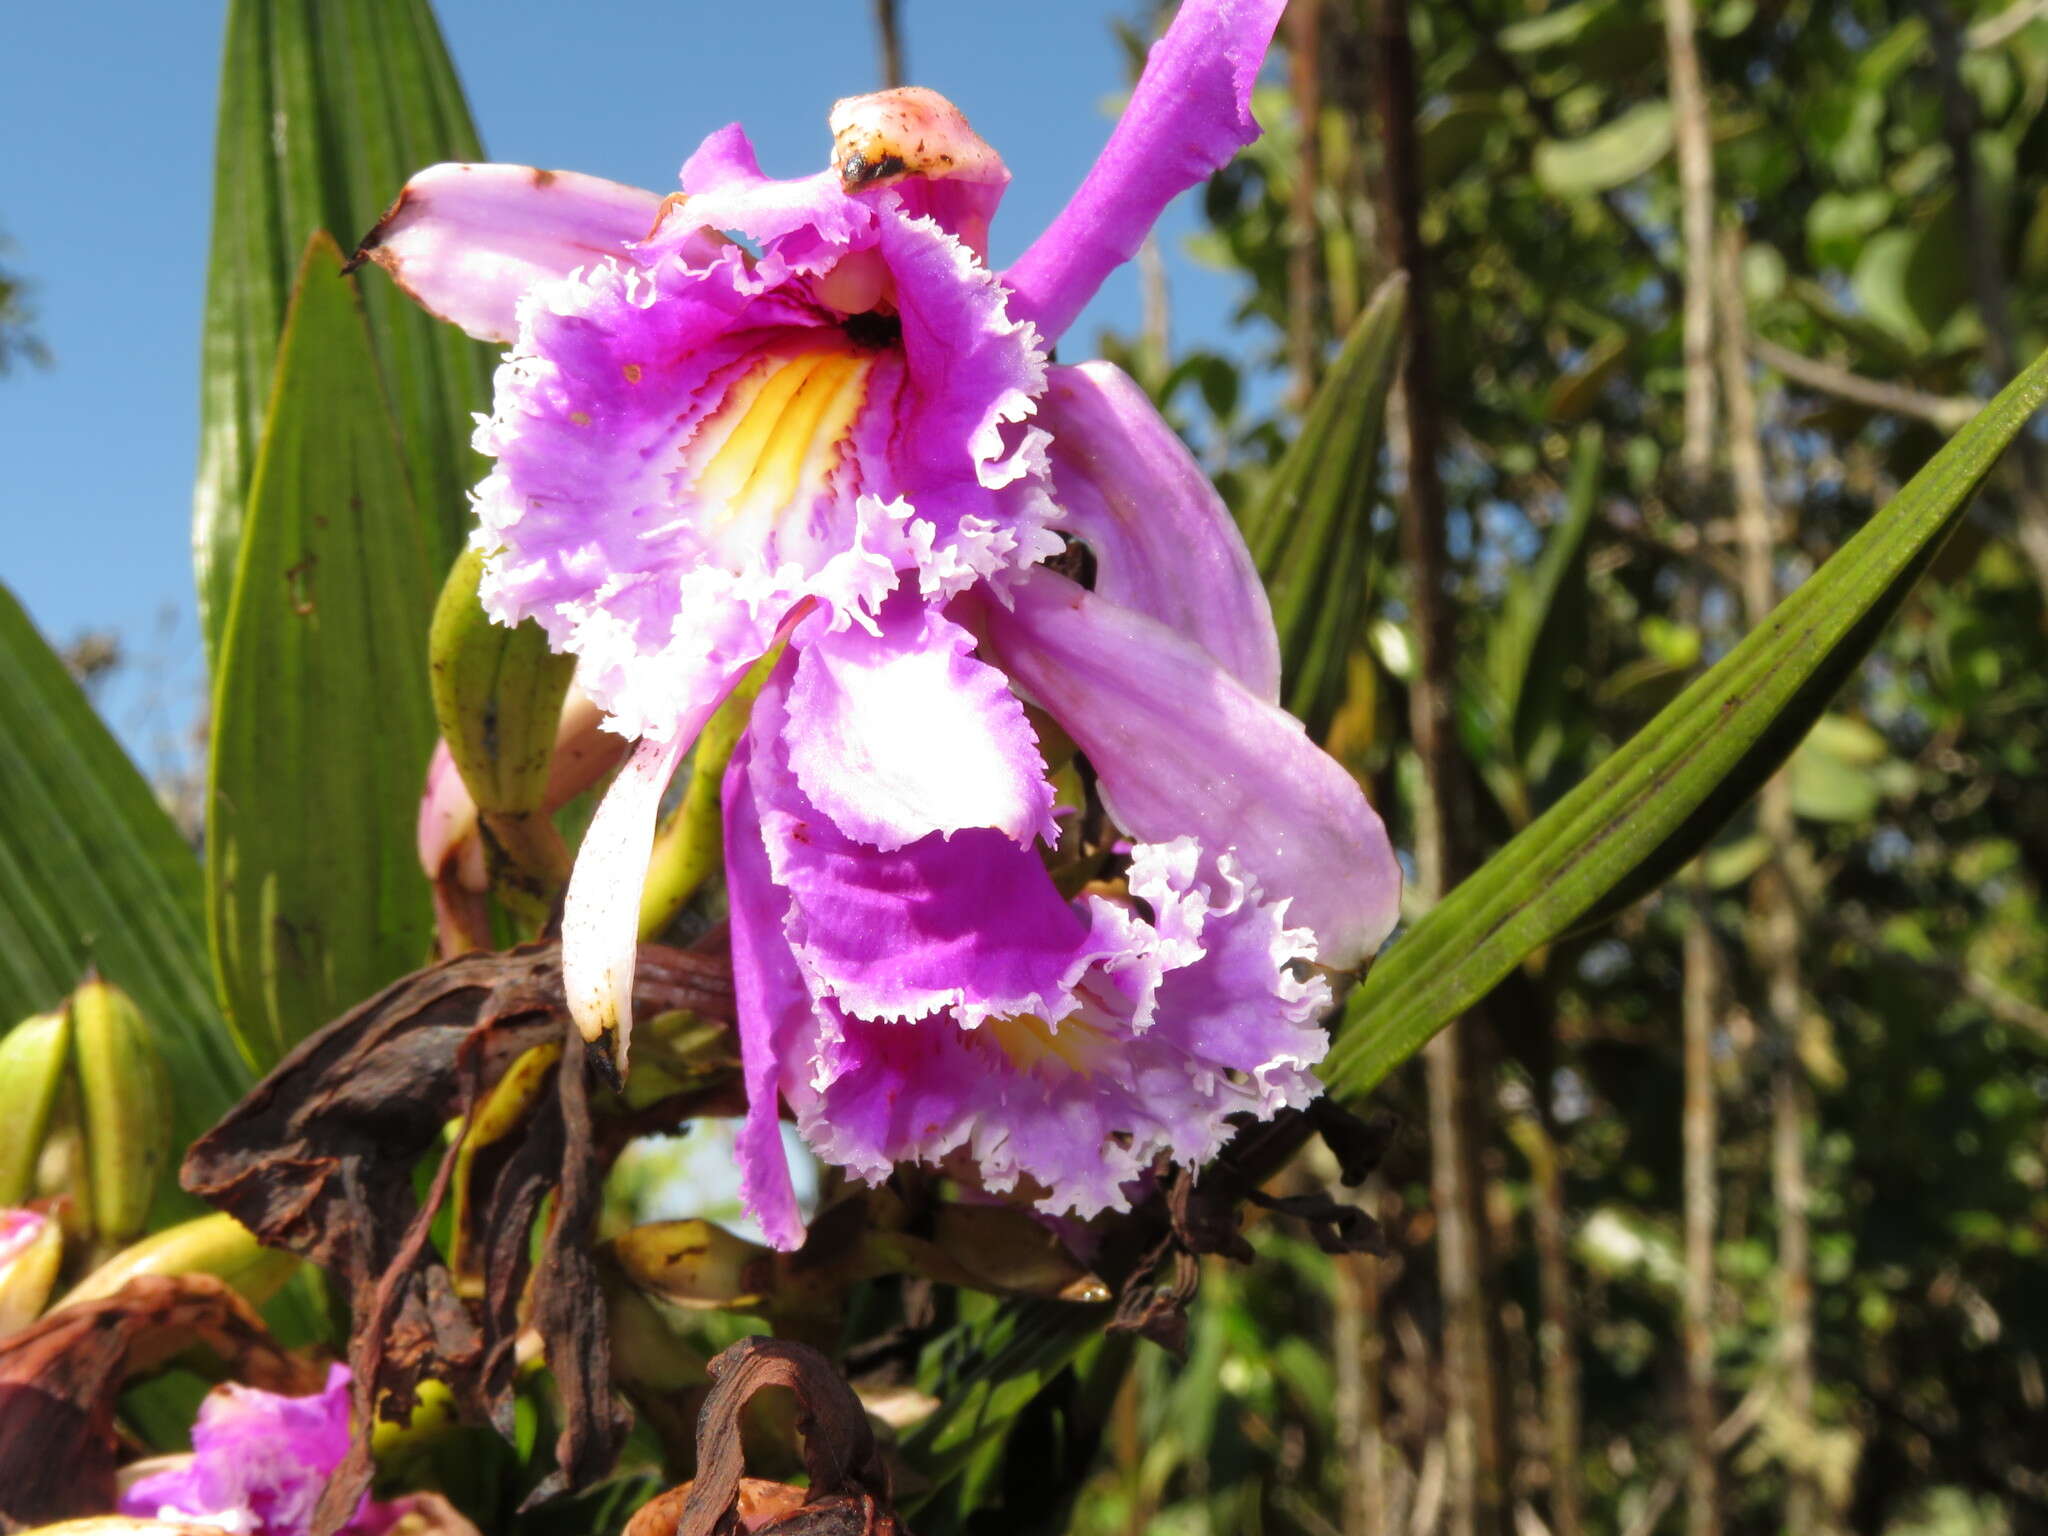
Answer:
0;587;252;1160
1241;274;1406;737
196;0;492;662
207;235;438;1069
1323;345;2048;1102
901;1299;1106;1507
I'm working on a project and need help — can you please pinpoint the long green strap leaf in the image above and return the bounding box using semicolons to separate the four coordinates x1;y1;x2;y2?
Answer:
1324;345;2048;1102
1244;275;1407;736
0;588;251;1165
196;0;492;662
207;235;438;1069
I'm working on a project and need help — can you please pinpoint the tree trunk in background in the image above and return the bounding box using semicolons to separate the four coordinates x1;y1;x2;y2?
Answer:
1286;0;1323;407
1661;0;1717;493
1661;5;1731;1532
1512;1106;1581;1536
1369;4;1509;1532
1922;0;2048;599
1336;1191;1390;1536
1681;899;1722;1536
1716;229;1821;1536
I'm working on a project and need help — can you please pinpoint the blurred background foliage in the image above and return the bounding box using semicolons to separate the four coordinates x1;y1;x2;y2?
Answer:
1075;2;2048;1535
2;0;2047;1534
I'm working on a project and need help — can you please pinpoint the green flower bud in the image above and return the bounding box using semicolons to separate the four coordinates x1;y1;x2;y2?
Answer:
58;1212;297;1311
68;978;172;1247
0;1010;71;1207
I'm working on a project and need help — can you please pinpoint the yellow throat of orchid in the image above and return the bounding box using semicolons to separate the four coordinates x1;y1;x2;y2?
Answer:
691;339;875;553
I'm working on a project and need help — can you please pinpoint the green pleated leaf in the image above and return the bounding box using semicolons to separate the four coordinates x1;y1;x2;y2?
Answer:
207;235;438;1069
196;0;493;663
1323;344;2048;1103
1242;273;1406;736
0;588;251;1164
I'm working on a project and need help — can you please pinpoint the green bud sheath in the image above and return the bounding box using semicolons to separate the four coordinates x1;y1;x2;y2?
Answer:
68;979;173;1246
429;545;577;816
0;1010;72;1206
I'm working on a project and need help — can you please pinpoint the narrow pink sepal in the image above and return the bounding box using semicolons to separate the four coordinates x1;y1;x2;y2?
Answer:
1001;0;1285;344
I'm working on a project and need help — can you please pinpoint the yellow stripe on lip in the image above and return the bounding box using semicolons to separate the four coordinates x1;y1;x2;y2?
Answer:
983;1009;1113;1078
691;341;874;548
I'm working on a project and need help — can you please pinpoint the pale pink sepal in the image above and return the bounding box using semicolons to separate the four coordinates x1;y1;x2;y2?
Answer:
351;162;663;343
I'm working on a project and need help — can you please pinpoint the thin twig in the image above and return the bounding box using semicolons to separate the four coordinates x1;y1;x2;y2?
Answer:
1752;339;1981;432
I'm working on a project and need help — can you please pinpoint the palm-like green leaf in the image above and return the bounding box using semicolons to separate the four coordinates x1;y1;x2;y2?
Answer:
1323;345;2048;1102
206;236;438;1068
0;588;251;1165
195;0;492;662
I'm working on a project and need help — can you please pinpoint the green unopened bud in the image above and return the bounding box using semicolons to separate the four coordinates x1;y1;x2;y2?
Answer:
58;1212;297;1311
637;647;777;939
68;978;172;1247
0;1207;64;1333
0;1010;71;1206
431;547;578;815
429;547;581;921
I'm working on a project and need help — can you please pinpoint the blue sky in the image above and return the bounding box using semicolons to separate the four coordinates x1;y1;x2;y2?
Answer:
2;1;1257;774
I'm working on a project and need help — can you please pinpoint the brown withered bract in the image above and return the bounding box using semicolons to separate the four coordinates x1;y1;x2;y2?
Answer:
180;941;737;1536
0;1274;319;1532
635;1337;907;1536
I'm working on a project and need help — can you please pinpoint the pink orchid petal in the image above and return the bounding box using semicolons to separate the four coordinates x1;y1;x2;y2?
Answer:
1042;361;1279;700
983;569;1401;969
751;660;1121;1028
1001;0;1285;344
783;597;1057;852
722;736;812;1252
352;162;662;342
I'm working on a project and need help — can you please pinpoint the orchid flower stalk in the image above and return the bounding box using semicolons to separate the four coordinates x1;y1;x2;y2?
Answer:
358;0;1399;1247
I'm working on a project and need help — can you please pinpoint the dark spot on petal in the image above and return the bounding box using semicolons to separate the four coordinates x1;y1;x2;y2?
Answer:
532;168;557;187
840;151;908;190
